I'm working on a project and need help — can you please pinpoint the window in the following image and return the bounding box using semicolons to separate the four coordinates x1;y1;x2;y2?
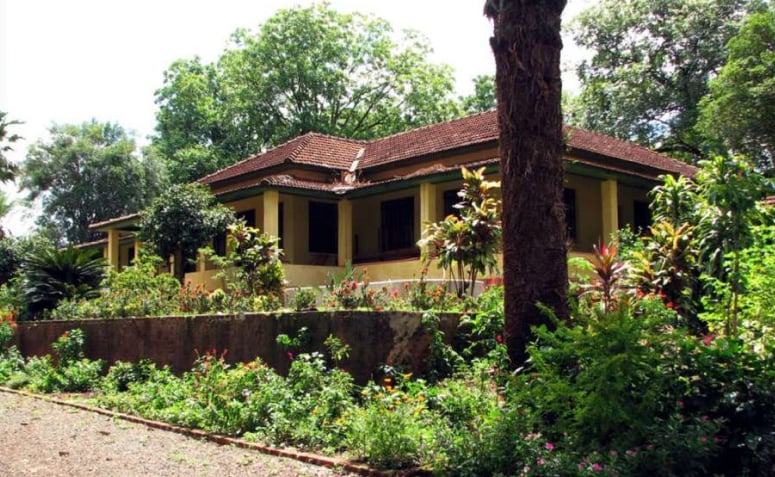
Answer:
564;188;577;241
128;246;135;266
213;208;255;256
236;209;256;228
309;201;338;254
633;200;651;233
443;189;460;218
381;197;415;252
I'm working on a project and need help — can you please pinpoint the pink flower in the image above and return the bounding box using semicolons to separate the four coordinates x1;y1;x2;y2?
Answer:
609;450;618;456
544;442;555;451
591;463;603;471
537;457;545;466
702;333;716;345
700;436;708;443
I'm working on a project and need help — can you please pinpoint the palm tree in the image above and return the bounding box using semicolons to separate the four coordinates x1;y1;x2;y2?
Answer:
22;247;106;318
486;0;569;365
0;111;22;183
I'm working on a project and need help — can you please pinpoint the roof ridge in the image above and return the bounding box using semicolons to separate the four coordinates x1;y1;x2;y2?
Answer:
366;109;497;145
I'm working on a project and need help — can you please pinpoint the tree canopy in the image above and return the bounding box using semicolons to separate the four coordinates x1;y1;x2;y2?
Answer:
699;8;775;173
152;4;461;183
21;121;167;245
139;183;234;281
571;0;760;161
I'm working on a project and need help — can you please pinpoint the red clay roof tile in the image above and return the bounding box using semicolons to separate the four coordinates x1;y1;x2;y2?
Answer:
199;133;364;185
199;110;696;187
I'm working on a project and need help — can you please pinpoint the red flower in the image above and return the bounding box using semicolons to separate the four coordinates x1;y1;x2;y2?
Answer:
495;335;503;344
702;334;716;345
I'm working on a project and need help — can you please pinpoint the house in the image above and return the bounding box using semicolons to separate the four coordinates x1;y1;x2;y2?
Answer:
89;110;697;288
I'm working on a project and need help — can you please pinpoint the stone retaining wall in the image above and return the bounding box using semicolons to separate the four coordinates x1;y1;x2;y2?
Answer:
14;311;460;384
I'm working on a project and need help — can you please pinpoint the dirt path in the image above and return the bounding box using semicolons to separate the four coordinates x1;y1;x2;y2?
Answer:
0;391;355;477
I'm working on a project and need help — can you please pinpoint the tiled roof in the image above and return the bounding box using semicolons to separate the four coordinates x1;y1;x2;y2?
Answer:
565;127;698;177
361;111;499;169
89;212;140;230
199;111;696;187
213;174;342;196
199;133;365;185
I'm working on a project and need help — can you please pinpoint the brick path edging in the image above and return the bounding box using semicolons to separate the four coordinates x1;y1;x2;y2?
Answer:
0;387;430;477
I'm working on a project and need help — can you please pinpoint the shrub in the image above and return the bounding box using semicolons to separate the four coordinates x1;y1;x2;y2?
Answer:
22;246;105;319
291;288;318;311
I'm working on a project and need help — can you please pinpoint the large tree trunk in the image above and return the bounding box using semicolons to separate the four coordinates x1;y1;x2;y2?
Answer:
487;0;569;366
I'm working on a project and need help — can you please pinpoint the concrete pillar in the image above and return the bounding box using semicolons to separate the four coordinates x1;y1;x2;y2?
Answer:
601;178;619;243
282;196;295;263
107;229;120;269
263;190;280;237
337;199;353;267
419;182;437;254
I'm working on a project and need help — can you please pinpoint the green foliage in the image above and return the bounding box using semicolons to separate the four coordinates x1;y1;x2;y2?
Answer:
650;174;700;226
699;8;775;173
7;328;104;393
421;311;463;383
52;252;180;319
631;222;701;321
20;120;165;244
222;221;284;297
52;328;85;365
0;234;22;287
139;183;234;281
22;246;105;319
459;75;496;114
0;110;22;183
348;396;434;469
571;0;758;160
101;359;157;393
290;288;318;312
323;334;350;367
325;265;388;311
695;156;773;333
153;4;460;183
419;167;501;297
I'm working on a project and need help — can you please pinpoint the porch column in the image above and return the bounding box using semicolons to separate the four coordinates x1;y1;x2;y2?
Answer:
601;178;619;242
337;199;353;266
419;182;437;254
263;189;280;237
107;228;120;269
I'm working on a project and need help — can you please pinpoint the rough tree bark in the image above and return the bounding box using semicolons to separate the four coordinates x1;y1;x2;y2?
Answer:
486;0;569;366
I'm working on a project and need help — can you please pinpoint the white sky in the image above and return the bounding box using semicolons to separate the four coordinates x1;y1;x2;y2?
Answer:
0;0;592;236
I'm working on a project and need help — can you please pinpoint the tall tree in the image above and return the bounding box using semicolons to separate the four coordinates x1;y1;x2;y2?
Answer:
459;75;497;114
21;121;167;244
572;0;759;161
486;0;569;365
152;4;460;183
139;183;234;282
0;111;22;183
698;8;775;173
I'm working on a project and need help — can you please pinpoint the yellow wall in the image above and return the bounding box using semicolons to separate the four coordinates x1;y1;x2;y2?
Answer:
565;174;603;251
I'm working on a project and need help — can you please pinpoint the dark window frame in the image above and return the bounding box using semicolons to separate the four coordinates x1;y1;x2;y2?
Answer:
309;201;338;254
564;188;577;242
380;196;415;252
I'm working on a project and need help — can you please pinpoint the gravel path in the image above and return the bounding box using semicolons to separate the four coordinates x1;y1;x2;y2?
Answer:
0;391;355;477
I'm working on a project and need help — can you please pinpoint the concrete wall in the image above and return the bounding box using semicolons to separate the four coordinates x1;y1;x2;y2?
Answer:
14;311;460;385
